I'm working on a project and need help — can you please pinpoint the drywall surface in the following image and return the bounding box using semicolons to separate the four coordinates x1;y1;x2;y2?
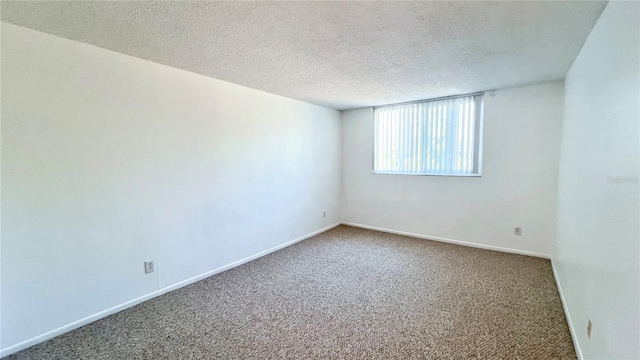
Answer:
341;82;564;257
1;23;340;353
554;2;640;359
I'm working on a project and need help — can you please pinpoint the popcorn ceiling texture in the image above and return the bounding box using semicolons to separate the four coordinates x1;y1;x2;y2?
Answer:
1;1;605;110
7;226;575;359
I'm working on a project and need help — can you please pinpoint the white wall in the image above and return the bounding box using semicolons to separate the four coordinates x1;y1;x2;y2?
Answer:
0;22;341;354
341;82;564;257
554;1;640;359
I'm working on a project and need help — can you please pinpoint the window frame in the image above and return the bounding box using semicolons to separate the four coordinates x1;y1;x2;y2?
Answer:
371;92;484;177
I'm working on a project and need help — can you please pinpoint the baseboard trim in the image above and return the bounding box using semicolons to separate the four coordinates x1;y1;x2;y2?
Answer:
341;222;550;259
0;222;341;358
551;261;583;360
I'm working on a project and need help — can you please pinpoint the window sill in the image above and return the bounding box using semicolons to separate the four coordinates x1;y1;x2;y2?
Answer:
371;171;482;177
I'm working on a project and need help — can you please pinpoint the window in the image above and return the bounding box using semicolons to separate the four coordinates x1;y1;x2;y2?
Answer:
373;93;483;176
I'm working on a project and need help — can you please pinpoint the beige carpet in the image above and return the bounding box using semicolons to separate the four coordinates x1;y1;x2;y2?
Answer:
7;225;575;359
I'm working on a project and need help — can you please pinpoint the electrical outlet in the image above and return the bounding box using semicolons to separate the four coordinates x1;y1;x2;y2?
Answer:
144;260;155;274
587;319;592;339
323;211;326;218
514;227;522;236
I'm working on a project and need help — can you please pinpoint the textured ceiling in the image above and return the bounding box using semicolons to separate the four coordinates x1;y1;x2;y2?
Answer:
1;1;606;110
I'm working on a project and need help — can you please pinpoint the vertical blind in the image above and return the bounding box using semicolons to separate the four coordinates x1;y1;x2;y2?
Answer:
373;94;483;176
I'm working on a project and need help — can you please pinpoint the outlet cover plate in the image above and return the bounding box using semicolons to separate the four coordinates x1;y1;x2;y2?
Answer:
144;260;155;274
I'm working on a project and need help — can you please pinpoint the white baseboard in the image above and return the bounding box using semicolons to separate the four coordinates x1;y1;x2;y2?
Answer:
551;261;583;360
0;222;341;358
341;221;550;259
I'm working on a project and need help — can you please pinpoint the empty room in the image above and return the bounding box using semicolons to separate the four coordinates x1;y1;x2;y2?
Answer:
1;1;638;359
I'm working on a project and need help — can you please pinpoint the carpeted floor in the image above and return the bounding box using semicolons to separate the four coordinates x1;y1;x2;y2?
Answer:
7;225;575;359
